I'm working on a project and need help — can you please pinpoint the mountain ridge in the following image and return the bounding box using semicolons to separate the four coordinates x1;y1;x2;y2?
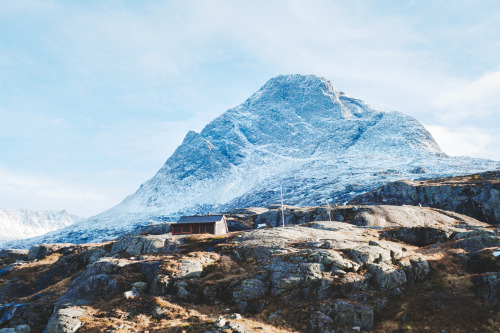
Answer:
2;74;499;248
0;208;81;244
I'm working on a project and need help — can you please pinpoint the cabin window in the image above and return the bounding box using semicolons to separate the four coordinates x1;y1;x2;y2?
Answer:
207;224;215;234
182;224;191;233
192;224;200;234
173;225;182;234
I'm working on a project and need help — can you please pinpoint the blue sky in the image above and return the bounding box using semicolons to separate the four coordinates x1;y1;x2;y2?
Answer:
1;0;499;217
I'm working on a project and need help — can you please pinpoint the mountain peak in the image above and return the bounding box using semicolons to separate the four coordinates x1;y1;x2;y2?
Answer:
255;74;336;102
7;74;498;248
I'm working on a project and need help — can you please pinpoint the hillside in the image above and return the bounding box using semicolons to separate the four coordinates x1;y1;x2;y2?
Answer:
0;204;498;332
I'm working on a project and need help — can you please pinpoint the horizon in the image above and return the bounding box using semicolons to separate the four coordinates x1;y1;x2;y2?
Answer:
1;1;499;217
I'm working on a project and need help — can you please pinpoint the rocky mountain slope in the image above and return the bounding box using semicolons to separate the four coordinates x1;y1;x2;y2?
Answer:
350;170;500;225
0;204;498;332
4;74;499;249
0;209;80;244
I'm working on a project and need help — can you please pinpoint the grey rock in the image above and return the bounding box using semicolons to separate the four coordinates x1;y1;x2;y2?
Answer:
228;322;249;333
347;245;392;265
152;306;168;319
44;307;86;333
131;282;148;294
0;249;28;262
214;315;226;328
268;310;282;321
0;329;17;333
351;171;500;225
453;236;500;253
174;281;191;299
150;274;172;295
28;243;73;261
399;256;430;282
57;258;131;306
203;285;219;305
473;272;500;308
228;313;242;319
233;279;267;302
382;227;453;246
85;248;108;264
175;260;203;279
16;326;31;333
368;263;407;290
308;311;335;333
111;235;179;256
332;301;374;331
123;290;139;300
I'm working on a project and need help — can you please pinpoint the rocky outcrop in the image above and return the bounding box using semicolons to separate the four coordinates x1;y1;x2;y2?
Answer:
28;243;74;261
351;170;500;225
111;235;181;256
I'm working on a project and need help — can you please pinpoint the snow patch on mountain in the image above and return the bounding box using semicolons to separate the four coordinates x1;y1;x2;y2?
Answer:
0;208;81;245
3;74;499;249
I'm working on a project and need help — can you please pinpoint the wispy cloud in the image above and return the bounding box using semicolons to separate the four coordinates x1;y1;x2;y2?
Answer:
435;70;500;122
426;125;498;160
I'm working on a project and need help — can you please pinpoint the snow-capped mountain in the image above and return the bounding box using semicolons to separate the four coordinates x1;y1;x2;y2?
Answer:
0;208;81;244
4;74;499;248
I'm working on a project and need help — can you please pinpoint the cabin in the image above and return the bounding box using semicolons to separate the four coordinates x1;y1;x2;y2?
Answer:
172;215;228;235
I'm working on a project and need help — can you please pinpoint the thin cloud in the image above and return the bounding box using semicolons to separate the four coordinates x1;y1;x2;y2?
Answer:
425;125;498;160
435;70;500;121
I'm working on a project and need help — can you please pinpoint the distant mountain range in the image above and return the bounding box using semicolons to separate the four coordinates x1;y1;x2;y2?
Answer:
0;208;81;245
3;74;499;248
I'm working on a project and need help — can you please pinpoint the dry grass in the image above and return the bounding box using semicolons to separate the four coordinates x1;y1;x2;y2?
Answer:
374;247;500;332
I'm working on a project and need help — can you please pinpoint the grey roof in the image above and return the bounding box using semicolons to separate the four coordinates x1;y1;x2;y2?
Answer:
176;215;225;224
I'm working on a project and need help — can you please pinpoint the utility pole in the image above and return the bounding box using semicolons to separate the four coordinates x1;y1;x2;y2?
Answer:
326;200;332;222
281;185;285;227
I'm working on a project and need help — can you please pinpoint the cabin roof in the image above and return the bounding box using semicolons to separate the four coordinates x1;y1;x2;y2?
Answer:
176;215;225;224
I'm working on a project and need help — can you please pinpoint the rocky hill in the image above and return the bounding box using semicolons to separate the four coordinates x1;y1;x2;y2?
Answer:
0;204;498;332
350;170;500;225
4;74;499;249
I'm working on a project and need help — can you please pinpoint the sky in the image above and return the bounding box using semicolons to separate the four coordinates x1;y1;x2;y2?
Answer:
1;0;499;217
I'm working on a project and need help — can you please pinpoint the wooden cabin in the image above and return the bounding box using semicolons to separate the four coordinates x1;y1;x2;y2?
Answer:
172;215;228;235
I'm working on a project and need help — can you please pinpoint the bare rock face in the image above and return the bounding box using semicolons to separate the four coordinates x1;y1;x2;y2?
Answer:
0;203;498;332
351;170;500;225
56;258;132;307
111;235;181;256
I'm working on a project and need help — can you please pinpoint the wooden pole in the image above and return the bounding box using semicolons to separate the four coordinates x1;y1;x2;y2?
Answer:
281;185;285;227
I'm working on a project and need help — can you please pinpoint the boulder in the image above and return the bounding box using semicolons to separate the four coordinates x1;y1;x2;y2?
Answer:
399;256;430;282
56;258;131;306
174;260;203;279
150;274;172;296
44;307;86;333
367;263;407;290
346;245;392;265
